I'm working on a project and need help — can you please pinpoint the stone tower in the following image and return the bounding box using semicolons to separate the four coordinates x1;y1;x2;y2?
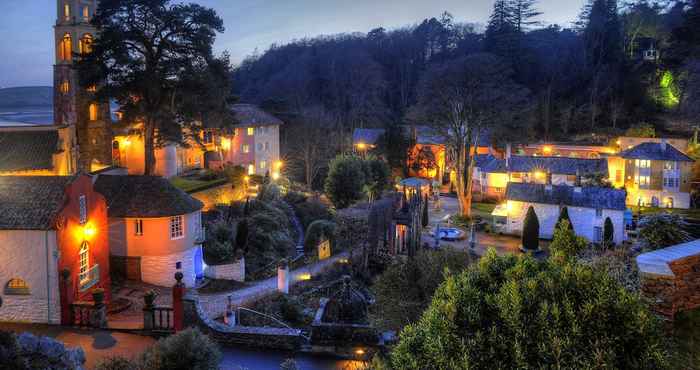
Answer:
54;0;112;172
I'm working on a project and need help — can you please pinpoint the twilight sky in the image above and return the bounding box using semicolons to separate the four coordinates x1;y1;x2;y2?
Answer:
0;0;585;88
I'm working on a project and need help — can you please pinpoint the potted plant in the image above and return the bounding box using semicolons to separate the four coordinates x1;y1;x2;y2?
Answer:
92;288;105;305
144;290;158;307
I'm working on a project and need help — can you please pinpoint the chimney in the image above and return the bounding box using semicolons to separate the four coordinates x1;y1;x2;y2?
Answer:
660;139;667;151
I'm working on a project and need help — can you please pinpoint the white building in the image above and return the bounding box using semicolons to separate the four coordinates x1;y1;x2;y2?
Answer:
503;182;628;245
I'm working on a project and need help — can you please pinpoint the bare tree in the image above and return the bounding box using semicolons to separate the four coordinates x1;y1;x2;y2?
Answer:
288;106;338;190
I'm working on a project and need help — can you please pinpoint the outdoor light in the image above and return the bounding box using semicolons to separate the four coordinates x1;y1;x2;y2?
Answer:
244;176;249;182
356;142;366;150
122;138;131;147
82;224;96;239
299;273;311;281
355;349;365;355
616;140;621;145
272;172;280;181
543;145;552;154
276;160;283;169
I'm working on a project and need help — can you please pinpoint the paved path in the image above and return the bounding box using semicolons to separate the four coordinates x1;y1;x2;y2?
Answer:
195;251;350;319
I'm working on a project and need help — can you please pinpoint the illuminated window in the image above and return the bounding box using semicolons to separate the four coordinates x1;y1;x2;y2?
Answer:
89;103;98;121
635;159;651;169
64;3;71;20
87;85;97;93
135;219;143;236
247;127;254;136
79;34;93;54
60;80;70;94
664;161;678;171
170;216;184;239
79;195;87;224
59;33;72;61
636;175;650;187
241;144;249;153
615;170;622;183
82;6;89;21
248;164;255;175
4;278;30;295
79;242;90;284
260;160;267;169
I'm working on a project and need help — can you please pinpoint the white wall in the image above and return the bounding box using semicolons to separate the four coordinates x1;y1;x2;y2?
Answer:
254;125;280;174
141;246;200;287
507;201;626;244
0;230;60;324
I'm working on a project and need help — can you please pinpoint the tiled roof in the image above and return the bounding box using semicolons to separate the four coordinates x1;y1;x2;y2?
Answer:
352;128;385;145
506;182;627;211
479;156;608;176
231;104;283;128
94;175;203;218
620;142;694;162
0;129;59;172
0;176;74;230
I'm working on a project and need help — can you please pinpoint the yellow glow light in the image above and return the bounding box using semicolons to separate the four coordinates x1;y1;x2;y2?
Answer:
82;224;96;239
299;273;312;281
276;160;283;169
122;139;131;147
221;138;231;151
243;176;249;182
355;349;365;355
272;172;280;181
616;140;621;145
534;171;545;179
542;146;552;154
356;143;367;150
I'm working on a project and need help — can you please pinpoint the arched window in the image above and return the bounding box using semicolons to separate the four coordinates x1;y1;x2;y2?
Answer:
88;103;98;121
64;3;71;21
5;278;30;295
82;6;90;21
60;80;70;94
59;33;72;61
79;34;93;54
78;241;90;284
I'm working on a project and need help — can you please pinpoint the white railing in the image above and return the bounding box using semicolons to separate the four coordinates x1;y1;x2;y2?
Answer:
79;264;100;292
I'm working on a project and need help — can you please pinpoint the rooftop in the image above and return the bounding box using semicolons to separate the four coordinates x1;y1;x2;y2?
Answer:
0;176;74;230
506;182;627;211
636;239;700;277
94;175;203;218
231;104;283;128
0;127;60;172
620;142;694;162
479;155;608;176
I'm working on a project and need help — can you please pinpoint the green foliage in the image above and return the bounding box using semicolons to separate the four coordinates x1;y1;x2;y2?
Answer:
223;165;247;189
638;213;691;251
304;220;336;252
391;250;670;369
140;328;220;370
0;331;23;370
280;359;299;370
625;122;656;138
324;155;366;208
522;206;540;250
94;357;139;370
362;156;391;202
235;219;249;252
603;217;614;246
293;200;332;231
203;221;235;265
549;220;588;259
421;194;429;228
582;172;612;187
278;295;303;323
257;183;282;203
370;248;472;332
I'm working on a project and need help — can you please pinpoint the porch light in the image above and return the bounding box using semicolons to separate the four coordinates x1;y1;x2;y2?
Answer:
122;138;131;147
616;139;621;145
542;145;552;154
356;142;367;150
276;160;283;169
82;224;96;240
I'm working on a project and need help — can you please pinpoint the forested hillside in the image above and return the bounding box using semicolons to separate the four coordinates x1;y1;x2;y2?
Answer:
233;0;700;187
0;86;52;108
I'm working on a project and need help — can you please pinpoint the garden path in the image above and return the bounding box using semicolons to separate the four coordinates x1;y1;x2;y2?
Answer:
194;251;350;319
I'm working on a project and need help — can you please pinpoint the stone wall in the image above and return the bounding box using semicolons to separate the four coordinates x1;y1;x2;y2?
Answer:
204;258;245;282
141;246;199;287
637;239;700;319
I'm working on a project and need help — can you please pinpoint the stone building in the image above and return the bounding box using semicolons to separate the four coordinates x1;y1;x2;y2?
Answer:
94;175;205;287
0;175;112;324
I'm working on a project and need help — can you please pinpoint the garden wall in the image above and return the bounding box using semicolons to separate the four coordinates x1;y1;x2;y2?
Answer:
204;258;245;282
637;239;700;320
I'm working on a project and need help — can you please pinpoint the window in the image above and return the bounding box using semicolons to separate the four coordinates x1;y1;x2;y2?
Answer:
247;127;254;136
260;160;267;170
664;161;678;171
79;34;93;54
635;159;651;169
64;3;71;21
257;143;263;151
264;142;270;151
511;173;522;180
241;144;249;153
493;187;504;194
664;177;679;188
594;227;603;242
79;195;87;224
666;197;674;209
636;175;650;187
248;164;255;175
89;103;98;121
82;6;89;21
170;216;184;239
87;85;97;93
135;219;143;236
4;278;30;295
202;131;213;144
595;208;603;218
79;242;89;283
59;33;72;61
60;80;70;94
567;175;577;183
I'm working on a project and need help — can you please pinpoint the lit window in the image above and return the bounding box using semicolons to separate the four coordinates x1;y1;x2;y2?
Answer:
241;144;249;153
135;219;143;236
4;278;30;295
79;241;90;283
79;34;93;54
615;170;622;183
82;6;89;21
260;160;267;169
635;159;651;169
248;164;255;175
89;103;98;121
64;3;70;20
60;80;70;94
59;33;72;61
170;216;184;239
247;127;254;136
87;85;97;93
79;195;87;224
636;175;650;187
664;161;677;171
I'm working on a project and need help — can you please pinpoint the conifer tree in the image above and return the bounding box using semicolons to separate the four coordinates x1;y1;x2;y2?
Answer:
603;217;614;247
522;206;540;251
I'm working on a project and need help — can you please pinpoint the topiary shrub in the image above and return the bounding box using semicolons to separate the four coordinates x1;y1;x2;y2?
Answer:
294;200;332;230
555;206;572;232
603;217;614;247
304;220;337;252
638;213;691;251
421;194;429;228
140;328;220;370
522;206;540;251
324;154;366;209
549;220;588;260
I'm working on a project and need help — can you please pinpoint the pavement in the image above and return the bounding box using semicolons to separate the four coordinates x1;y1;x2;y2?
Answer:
0;323;155;369
107;282;172;330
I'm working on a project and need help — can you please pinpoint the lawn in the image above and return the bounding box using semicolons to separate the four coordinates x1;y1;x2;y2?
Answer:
170;176;227;193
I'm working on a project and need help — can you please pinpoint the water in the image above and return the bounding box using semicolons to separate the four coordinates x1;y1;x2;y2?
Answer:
0;107;53;126
220;347;366;370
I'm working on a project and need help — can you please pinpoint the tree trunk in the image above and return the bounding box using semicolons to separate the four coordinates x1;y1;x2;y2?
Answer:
455;143;472;218
144;121;157;175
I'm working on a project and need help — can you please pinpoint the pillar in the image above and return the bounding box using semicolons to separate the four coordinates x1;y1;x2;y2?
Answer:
173;271;185;332
277;259;289;294
59;268;72;325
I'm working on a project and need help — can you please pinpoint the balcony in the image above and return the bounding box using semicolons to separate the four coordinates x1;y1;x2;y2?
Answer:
79;264;100;292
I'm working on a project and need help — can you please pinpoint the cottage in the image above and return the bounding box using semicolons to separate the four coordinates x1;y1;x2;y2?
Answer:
619;141;694;209
94;175;205;287
0;175;111;324
503;182;627;245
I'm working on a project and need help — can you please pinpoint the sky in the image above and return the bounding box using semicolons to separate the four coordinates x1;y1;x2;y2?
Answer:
0;0;585;88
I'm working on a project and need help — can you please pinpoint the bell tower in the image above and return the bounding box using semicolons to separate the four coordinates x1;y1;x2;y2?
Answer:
54;0;112;172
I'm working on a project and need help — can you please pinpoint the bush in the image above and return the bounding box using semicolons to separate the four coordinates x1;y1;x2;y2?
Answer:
0;331;86;370
283;191;307;205
279;296;303;323
421;194;429;228
638;213;691;251
94;357;140;370
140;328;220;370
304;220;336;252
294;200;332;230
362;156;391;201
391;250;670;369
223;164;246;188
603;217;614;246
625;122;656;138
324;155;366;208
522;206;540;250
549;220;588;260
555;206;572;232
235;219;249;252
203;221;235;265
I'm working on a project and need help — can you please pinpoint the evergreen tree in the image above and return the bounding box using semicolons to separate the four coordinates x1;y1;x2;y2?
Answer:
522;206;540;250
603;217;614;247
581;0;623;67
511;0;542;33
555;206;573;232
421;194;429;228
235;219;249;253
485;0;518;59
